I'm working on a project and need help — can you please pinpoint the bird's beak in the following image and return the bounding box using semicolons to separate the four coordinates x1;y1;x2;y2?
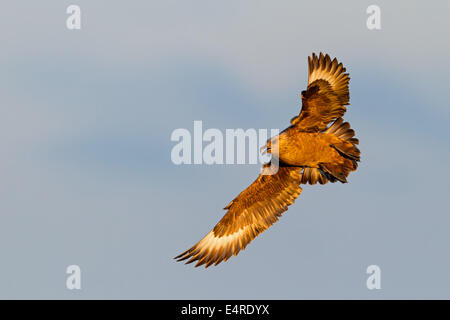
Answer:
260;145;267;155
260;145;271;155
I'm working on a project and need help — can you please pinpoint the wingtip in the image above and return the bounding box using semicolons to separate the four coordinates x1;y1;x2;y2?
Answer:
174;247;195;261
174;253;183;260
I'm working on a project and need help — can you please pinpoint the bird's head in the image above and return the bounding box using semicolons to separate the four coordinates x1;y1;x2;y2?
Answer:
300;90;307;99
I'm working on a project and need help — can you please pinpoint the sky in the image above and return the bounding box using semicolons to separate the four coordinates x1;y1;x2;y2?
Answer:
0;0;450;299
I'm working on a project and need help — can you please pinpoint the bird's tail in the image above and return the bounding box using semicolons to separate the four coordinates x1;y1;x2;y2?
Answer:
326;116;358;143
301;118;360;184
320;118;360;183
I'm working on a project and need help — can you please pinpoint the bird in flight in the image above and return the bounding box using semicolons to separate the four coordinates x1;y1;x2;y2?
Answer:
175;53;360;268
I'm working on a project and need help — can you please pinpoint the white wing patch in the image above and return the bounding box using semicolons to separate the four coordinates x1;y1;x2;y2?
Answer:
177;224;255;268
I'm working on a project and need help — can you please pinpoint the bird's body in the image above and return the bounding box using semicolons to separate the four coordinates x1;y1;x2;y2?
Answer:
275;128;349;166
175;53;360;268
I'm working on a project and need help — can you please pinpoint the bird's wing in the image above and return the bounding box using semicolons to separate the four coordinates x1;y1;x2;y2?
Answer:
174;164;303;268
291;52;350;132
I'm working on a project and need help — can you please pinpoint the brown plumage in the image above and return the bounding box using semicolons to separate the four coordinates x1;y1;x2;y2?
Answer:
175;53;360;268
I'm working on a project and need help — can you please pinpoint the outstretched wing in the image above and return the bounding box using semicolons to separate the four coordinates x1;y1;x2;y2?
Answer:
175;164;303;268
291;52;350;131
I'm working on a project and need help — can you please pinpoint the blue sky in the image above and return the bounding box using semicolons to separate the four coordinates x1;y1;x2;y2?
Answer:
0;0;450;298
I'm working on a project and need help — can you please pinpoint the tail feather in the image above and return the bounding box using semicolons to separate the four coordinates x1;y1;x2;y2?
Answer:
319;163;348;183
301;118;360;185
326;118;360;161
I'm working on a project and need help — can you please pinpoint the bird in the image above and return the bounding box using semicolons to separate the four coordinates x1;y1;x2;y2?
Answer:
175;53;360;268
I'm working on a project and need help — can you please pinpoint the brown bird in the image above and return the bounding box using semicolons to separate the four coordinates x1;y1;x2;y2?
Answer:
175;53;360;268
